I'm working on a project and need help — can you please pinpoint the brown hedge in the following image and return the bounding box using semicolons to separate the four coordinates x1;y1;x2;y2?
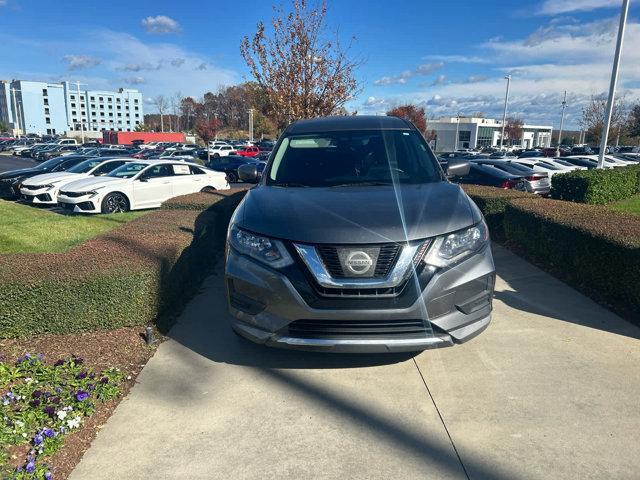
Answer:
0;188;247;338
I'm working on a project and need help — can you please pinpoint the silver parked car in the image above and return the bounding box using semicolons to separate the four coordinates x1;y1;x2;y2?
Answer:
225;116;495;353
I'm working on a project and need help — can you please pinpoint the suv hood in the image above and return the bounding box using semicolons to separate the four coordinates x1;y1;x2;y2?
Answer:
236;182;476;244
23;172;83;186
61;176;128;192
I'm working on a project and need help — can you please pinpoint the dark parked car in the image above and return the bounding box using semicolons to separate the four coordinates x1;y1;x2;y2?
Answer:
453;162;526;190
227;115;494;352
570;146;593;155
37;145;79;161
207;155;260;183
0;155;93;199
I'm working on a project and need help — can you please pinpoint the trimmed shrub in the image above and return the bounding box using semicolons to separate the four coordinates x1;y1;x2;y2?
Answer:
551;165;640;204
504;198;640;320
0;189;247;338
462;185;539;241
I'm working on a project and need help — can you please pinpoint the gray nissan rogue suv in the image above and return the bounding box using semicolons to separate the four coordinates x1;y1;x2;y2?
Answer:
225;116;495;352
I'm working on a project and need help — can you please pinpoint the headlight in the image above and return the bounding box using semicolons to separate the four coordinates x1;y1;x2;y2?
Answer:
424;221;489;267
228;225;293;268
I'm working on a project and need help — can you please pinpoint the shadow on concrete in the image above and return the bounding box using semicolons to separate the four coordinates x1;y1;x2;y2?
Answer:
492;246;640;340
168;274;417;370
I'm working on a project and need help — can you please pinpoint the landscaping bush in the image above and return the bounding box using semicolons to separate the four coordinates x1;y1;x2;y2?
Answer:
504;198;640;320
462;185;539;241
550;165;640;204
0;188;247;338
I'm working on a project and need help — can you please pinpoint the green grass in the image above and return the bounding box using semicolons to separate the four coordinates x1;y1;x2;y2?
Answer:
610;195;640;216
0;200;146;253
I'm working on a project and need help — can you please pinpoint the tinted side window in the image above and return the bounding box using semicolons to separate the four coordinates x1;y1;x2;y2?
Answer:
144;164;174;178
189;166;205;175
93;161;125;175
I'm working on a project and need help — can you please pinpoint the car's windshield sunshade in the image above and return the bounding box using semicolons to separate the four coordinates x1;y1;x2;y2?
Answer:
267;130;441;187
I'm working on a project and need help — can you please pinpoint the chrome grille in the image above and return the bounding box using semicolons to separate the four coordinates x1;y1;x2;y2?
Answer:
316;244;401;278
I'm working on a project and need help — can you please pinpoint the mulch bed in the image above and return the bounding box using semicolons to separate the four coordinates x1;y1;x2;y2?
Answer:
0;327;161;479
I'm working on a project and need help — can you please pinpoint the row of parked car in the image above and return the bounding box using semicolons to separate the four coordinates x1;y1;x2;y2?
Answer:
0;154;229;214
439;151;640;195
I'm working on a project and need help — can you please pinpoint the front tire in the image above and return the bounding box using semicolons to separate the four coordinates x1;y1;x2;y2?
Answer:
200;186;216;193
101;192;130;214
226;172;238;183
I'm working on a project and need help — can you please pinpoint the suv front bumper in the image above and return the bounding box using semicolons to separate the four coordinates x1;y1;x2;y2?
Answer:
225;244;495;353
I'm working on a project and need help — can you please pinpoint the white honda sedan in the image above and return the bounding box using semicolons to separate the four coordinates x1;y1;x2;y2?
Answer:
20;158;132;205
57;160;229;214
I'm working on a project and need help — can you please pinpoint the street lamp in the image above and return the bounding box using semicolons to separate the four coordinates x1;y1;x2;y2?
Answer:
556;91;567;156
75;81;87;144
499;75;511;150
598;0;629;168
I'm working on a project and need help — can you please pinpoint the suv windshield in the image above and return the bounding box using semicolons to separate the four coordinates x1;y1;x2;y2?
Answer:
267;130;441;187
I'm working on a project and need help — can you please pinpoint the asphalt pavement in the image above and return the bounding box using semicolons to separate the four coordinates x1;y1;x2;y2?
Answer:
70;245;640;480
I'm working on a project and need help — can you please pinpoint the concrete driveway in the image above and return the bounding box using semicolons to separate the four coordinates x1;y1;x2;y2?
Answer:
70;245;640;479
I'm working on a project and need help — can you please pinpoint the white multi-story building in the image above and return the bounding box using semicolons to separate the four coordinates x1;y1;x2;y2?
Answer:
428;116;553;152
0;79;143;136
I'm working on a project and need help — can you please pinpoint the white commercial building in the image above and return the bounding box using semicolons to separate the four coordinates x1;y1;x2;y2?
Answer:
428;116;553;152
0;79;143;136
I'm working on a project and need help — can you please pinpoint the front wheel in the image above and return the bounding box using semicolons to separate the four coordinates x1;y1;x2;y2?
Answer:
226;172;238;183
101;192;130;214
200;186;216;193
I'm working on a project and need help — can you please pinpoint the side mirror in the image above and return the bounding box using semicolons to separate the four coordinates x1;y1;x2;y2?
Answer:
446;160;470;178
238;163;259;183
138;175;148;182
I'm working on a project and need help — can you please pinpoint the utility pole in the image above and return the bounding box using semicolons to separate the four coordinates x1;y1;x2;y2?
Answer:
454;113;460;150
10;87;21;137
499;75;511;150
557;91;567;156
598;0;629;168
248;109;254;143
76;81;86;144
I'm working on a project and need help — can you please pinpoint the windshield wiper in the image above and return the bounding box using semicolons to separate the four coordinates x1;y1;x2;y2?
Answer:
272;182;310;187
330;181;394;187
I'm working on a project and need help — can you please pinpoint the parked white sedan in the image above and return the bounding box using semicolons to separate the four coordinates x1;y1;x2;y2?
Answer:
57;160;229;214
20;158;132;205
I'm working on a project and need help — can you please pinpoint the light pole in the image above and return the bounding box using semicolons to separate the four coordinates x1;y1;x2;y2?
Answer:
76;81;87;144
499;75;511;150
454;113;460;150
598;0;629;168
557;91;567;156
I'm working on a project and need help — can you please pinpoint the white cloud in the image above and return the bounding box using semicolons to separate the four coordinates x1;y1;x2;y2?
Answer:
63;55;101;70
0;1;7;6
539;0;620;15
122;76;145;85
374;62;444;86
141;15;181;34
422;54;489;64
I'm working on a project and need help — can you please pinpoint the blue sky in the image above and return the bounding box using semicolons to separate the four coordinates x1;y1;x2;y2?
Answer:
0;0;638;129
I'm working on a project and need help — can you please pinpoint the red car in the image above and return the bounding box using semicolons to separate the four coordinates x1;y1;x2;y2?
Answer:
233;146;261;158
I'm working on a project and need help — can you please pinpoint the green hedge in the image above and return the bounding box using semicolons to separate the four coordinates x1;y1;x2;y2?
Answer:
551;165;640;204
465;185;640;322
463;185;539;241
0;189;247;338
504;198;640;319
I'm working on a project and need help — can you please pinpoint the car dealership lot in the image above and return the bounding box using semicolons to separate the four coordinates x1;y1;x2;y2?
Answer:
0;154;37;173
70;245;640;480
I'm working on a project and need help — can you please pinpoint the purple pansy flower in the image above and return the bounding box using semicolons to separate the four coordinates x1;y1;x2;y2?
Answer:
29;399;41;408
45;472;52;480
32;390;43;398
34;434;44;446
43;406;55;417
75;390;89;401
44;428;56;438
54;359;64;367
26;461;35;473
99;377;109;384
76;371;88;380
